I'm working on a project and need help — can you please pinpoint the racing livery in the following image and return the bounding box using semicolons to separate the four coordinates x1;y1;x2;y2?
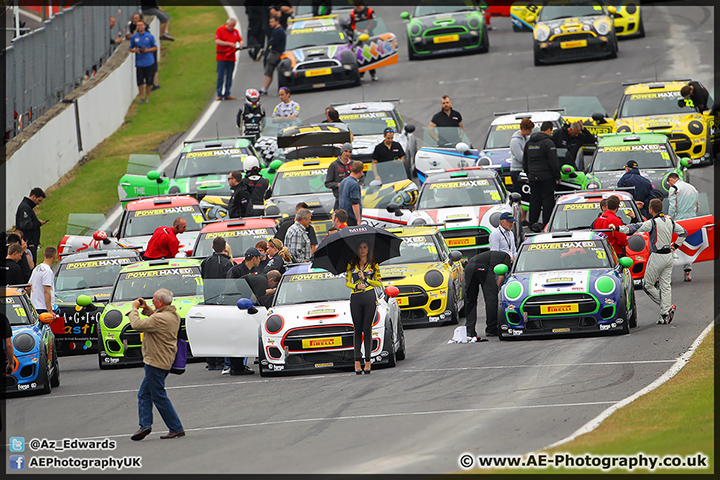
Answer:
400;2;489;59
53;249;141;355
96;259;203;369
4;287;60;394
192;218;278;262
496;231;636;338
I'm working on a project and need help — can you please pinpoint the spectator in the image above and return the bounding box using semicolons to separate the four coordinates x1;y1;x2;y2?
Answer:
332;209;349;230
338;161;364;226
263;238;291;275
284;209;313;263
680;81;710;112
274;202;318;250
522;120;561;232
323;106;341;123
428;95;464;143
2;244;25;286
350;0;377;81
215;18;244;101
371;127;405;183
125;12;142;40
313;0;333;16
140;0;174;41
227;170;252;218
129;19;158;104
509;117;534;225
464;251;511;338
325;143;353;209
327;226;339;235
259;15;286;95
28;246;57;316
6;232;34;283
272;87;300;119
667;172;699;281
617;160;654;219
129;288;185;441
242;270;281;309
110;16;123;45
552;120;596;168
255;240;269;271
591;198;609;229
592;195;628;257
245;3;267;61
15;187;47;260
488;212;516;263
269;1;294;30
239;156;269;216
142;218;187;260
200;236;234;372
227;247;263;279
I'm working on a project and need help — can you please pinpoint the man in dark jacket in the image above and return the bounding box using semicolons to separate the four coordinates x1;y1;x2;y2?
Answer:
15;187;48;260
239;157;269;216
551;120;596;168
242;269;280;308
617;160;655;219
464;250;511;339
522;121;560;232
680;81;710;113
6;232;34;283
200;236;234;371
227;170;251;218
324;143;353;209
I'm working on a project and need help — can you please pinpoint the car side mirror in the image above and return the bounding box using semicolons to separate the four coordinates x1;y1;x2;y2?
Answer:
677;98;687;108
509;192;522;203
618;256;634;270
358;33;369;42
450;250;462;263
455;142;470;155
494;264;509;276
386;203;400;213
607;5;617;14
237;298;258;315
526;14;536;23
400;11;410;19
404;123;416;134
269;159;283;172
680;157;691;168
591;112;605;122
384;286;399;298
93;230;112;245
39;312;55;324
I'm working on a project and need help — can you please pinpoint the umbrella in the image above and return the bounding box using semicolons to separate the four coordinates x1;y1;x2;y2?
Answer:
311;224;402;275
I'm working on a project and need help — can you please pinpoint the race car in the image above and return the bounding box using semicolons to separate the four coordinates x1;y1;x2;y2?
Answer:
96;259;203;369
511;0;644;38
414;127;477;182
117;138;263;202
192;218;278;262
57;196;206;257
581;132;691;198
380;226;464;326
531;0;618;66
495;231;636;338
277;15;398;91
388;167;523;259
253;116;304;164
53;249;141;355
331;100;418;176
361;167;419;228
4;287;60;395
558;96;616;143
255;265;406;376
400;1;489;60
612;79;717;166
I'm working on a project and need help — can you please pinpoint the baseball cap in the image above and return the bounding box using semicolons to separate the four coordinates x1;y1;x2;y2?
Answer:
244;247;262;258
500;212;516;222
625;160;639;169
383;127;394;135
341;142;353;152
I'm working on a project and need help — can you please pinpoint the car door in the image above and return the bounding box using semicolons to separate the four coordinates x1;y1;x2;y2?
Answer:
186;304;267;357
353;17;399;72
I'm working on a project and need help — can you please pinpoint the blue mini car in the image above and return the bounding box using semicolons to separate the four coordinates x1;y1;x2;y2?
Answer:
495;231;636;338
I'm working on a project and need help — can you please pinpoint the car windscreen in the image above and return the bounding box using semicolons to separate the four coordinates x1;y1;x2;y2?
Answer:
262;117;303;137
337;110;397;135
286;24;347;50
124;205;204;237
194;228;276;257
4;296;32;326
274;271;349;305
540;3;605;21
619;91;688;117
112;267;202;302
550;200;638;231
483;124;551;149
366;160;409;185
418;178;503;209
272;169;328;196
382;235;441;265
423;127;473;149
56;257;136;291
414;4;474;16
174;145;253;178
514;240;612;272
201;278;257;306
592;143;674;171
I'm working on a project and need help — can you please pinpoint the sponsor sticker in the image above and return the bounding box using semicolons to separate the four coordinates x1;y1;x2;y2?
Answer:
204;229;269;239
133;206;195;217
495;124;519;131
546;277;573;283
302;337;342;349
338;112;388;120
629;92;679;100
123;268;196;279
66;259;133;269
541;304;579;315
552;328;571;333
307;308;335;315
447;238;475;247
430;179;489;189
288;272;343;282
527;241;597;251
315;362;334;367
280;169;328;178
184;149;243;158
396;297;409;306
598;144;664;153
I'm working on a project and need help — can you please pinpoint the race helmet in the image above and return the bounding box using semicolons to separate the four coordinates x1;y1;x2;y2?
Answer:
245;88;260;107
243;155;260;172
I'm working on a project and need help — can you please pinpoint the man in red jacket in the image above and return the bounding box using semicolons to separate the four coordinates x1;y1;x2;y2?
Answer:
593;196;628;256
215;18;243;101
143;218;187;260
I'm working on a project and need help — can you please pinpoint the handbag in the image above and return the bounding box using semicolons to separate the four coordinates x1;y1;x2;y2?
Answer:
170;338;187;375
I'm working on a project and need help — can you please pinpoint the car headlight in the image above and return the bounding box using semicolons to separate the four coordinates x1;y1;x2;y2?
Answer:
688;120;704;135
103;309;124;329
595;19;611;35
534;24;550;42
13;333;36;353
468;16;480;30
626;3;637;15
410;22;422;36
265;315;284;335
504;281;523;301
424;270;444;288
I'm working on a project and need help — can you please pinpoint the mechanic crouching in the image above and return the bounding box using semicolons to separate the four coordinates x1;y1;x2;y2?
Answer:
464;250;512;339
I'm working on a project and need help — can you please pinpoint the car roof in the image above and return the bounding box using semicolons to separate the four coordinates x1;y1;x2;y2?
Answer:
119;258;201;273
491;111;562;125
334;102;397;114
597;132;669;146
125;195;199;211
200;218;277;233
181;137;252;153
623;81;686;94
277;158;334;172
556;190;635;204
385;226;439;237
284;263;329;276
528;231;603;244
2;287;25;298
424;167;499;182
58;249;140;263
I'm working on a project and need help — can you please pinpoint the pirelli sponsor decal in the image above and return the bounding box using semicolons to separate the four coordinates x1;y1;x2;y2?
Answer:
528;241;597;250
598;144;665;153
280;169;328;177
541;303;579;315
302;336;342;348
133;206;195;217
628;92;680;100
494;124;520;131
204;229;269;239
287;272;342;282
184;148;243;158
123;268;197;279
562;201;630;211
430;179;489;189
66;258;133;269
338;112;388;120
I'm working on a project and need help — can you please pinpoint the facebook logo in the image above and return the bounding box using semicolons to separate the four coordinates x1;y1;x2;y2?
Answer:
9;455;25;470
9;437;25;452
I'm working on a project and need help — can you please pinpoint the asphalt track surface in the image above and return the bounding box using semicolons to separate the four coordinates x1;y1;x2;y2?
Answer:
4;5;715;475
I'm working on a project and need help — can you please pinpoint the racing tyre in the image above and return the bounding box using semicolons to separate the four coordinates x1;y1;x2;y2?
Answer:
50;341;60;388
396;321;407;361
447;285;459;325
497;303;508;341
257;338;272;377
97;329;110;370
533;45;542;66
384;321;397;368
628;290;637;328
636;14;645;38
407;38;418;61
608;38;618;59
480;24;489;53
39;350;52;394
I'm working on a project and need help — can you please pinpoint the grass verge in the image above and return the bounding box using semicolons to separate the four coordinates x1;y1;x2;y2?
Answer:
33;5;226;253
470;326;714;474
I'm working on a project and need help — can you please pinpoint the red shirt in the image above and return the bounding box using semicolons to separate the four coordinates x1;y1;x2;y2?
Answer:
215;25;242;62
144;226;180;259
593;210;628;255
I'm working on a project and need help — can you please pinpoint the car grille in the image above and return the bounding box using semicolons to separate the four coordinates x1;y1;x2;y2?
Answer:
397;286;429;308
666;133;692;153
441;228;490;249
525;317;598;329
296;60;340;71
285;350;354;365
424;26;467;37
120;326;144;359
400;309;428;321
523;293;597;317
283;325;354;352
549;33;594;42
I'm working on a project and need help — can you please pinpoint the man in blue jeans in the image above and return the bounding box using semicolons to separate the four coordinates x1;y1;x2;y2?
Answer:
129;288;185;440
215;18;244;100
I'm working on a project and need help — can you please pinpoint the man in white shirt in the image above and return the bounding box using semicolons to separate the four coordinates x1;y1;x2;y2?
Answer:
667;172;699;281
488;212;517;263
29;246;57;316
272;86;300;120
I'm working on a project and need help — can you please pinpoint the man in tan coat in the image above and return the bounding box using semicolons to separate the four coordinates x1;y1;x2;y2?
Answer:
129;288;185;440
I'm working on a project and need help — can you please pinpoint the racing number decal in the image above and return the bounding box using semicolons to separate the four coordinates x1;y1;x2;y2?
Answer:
596;250;607;259
490;192;501;201
384;118;397;128
526;3;539;13
192;214;203;223
683;99;695;108
14;307;26;317
661;151;670;160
